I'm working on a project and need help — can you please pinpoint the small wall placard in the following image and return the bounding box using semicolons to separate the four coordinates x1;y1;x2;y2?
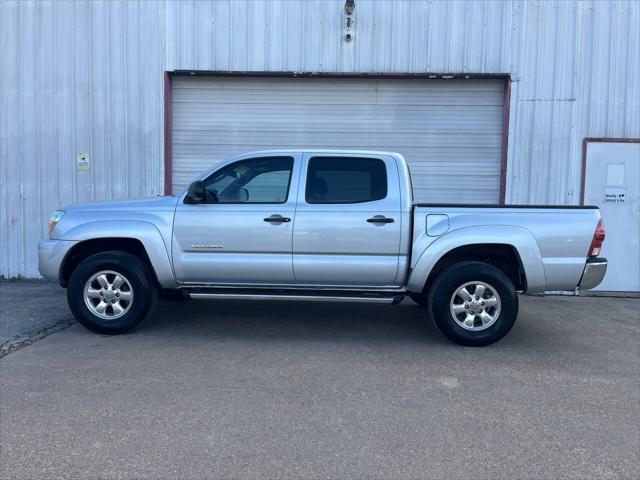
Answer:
76;152;90;171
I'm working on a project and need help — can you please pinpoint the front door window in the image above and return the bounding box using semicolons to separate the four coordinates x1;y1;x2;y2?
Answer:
204;157;293;203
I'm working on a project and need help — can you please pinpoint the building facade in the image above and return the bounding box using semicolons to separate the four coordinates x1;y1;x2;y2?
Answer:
1;0;639;286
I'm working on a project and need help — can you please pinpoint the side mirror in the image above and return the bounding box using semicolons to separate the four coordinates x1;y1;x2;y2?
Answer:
185;180;205;204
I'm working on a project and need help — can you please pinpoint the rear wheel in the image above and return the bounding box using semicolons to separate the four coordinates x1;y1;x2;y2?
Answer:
427;261;518;346
67;251;157;334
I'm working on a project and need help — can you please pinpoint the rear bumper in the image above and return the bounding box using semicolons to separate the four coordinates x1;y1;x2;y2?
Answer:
578;257;608;290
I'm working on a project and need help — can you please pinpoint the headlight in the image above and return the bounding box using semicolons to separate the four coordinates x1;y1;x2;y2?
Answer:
48;210;65;231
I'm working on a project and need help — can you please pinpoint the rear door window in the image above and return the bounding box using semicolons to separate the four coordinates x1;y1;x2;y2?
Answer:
305;157;387;204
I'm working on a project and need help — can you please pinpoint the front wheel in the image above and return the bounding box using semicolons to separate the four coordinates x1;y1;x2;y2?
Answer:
427;261;518;346
67;251;157;334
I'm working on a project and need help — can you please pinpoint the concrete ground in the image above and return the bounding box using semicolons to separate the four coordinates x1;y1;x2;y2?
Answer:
0;281;75;351
0;282;639;480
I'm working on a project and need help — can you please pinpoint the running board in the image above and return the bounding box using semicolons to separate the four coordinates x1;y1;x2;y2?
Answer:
189;290;404;304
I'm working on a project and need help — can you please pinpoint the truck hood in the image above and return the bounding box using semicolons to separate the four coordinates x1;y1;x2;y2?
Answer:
63;196;179;213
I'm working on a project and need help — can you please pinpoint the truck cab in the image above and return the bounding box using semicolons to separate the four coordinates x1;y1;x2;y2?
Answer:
173;150;410;288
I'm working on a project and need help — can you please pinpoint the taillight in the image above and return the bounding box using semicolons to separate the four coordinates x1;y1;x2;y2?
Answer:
588;219;606;257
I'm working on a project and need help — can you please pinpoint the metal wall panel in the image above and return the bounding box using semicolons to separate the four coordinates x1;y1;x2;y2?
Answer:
171;77;504;203
1;0;165;277
1;0;639;277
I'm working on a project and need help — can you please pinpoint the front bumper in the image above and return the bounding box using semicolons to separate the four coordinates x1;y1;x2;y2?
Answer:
578;257;608;290
38;239;78;284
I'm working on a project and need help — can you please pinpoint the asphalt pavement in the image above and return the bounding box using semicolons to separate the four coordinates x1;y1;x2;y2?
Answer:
1;281;639;479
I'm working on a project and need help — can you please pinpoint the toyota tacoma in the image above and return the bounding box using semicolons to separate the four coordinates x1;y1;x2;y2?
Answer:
39;150;607;346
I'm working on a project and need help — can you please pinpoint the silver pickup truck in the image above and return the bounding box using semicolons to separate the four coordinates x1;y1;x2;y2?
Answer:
39;150;607;346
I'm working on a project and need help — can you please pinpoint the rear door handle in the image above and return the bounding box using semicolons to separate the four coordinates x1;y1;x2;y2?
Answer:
367;216;394;224
264;215;291;223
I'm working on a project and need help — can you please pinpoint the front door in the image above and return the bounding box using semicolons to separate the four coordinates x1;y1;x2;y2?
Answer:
584;140;640;292
172;154;300;284
292;154;402;287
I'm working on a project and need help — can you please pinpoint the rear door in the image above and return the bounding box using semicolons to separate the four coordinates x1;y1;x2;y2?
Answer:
584;141;640;292
172;153;301;284
292;153;402;286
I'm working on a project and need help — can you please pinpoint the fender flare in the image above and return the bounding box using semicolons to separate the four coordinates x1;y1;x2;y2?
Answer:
406;225;546;294
60;220;177;288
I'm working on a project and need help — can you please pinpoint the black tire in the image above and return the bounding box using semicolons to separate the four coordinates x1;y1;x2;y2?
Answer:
427;261;518;347
408;291;429;307
67;251;158;334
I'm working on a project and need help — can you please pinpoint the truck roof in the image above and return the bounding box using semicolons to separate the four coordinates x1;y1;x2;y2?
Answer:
229;149;405;158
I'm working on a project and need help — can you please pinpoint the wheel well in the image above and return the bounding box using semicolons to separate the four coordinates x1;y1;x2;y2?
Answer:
60;238;157;287
422;244;527;293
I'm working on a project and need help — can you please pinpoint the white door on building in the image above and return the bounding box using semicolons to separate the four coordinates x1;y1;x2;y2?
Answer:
584;141;640;292
171;76;505;204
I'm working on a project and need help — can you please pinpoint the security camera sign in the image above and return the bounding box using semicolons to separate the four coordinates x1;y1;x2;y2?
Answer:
603;187;625;204
76;152;90;171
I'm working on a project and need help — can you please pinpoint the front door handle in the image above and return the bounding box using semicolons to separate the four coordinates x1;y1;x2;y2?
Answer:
367;216;394;224
264;215;291;223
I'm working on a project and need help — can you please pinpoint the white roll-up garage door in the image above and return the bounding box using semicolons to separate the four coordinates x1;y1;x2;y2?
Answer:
171;76;504;203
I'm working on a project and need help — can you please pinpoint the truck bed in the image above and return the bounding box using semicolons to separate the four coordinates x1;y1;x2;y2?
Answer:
409;204;601;293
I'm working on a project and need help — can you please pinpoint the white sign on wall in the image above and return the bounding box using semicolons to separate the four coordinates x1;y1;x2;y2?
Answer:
76;152;90;171
603;187;626;204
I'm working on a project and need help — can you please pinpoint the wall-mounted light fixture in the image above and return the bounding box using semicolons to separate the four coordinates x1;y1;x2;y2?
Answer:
344;0;355;16
344;0;355;42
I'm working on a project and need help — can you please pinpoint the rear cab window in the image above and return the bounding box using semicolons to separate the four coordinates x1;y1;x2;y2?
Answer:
305;157;388;204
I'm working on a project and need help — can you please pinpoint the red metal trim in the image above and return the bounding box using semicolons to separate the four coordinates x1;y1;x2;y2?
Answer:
172;70;510;80
582;137;640;144
163;71;173;195
580;137;640;205
499;77;512;204
580;138;588;206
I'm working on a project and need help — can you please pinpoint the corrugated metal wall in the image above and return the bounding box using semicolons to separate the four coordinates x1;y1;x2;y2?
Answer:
1;0;639;277
1;0;166;277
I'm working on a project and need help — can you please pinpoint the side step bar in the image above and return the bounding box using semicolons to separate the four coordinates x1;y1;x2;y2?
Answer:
189;290;404;305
